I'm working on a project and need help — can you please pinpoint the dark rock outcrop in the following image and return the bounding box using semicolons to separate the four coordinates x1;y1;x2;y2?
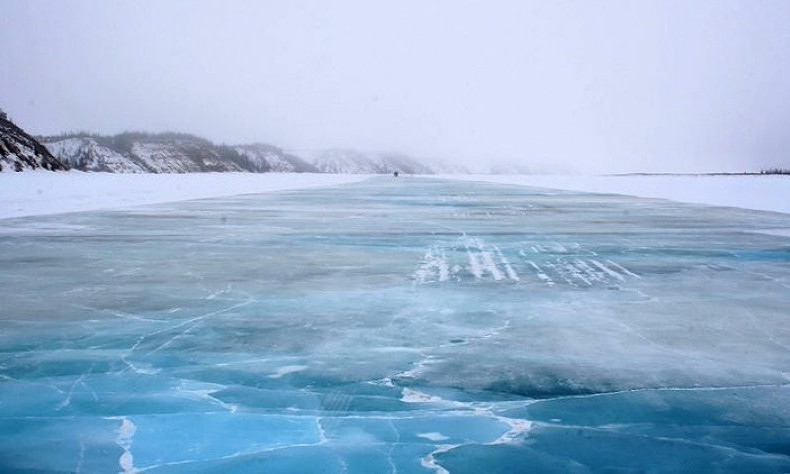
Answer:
0;113;69;172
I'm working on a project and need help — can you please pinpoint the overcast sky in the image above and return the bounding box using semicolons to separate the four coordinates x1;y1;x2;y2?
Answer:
1;0;789;173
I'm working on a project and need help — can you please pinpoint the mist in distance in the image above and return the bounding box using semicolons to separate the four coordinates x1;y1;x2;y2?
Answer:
1;0;789;174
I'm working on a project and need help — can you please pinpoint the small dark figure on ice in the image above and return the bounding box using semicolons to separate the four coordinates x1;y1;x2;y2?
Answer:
393;171;399;177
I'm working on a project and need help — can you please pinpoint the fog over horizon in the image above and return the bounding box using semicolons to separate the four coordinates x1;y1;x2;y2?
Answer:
1;0;789;174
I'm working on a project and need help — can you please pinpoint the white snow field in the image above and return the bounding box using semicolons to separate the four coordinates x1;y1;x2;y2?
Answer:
0;171;368;219
443;173;790;215
2;176;790;472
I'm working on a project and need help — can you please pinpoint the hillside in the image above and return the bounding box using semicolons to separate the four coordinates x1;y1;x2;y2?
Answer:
234;144;318;173
306;149;437;174
40;132;458;174
40;132;256;173
0;112;69;172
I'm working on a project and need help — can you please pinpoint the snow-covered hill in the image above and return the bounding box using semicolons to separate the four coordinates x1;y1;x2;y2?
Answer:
41;133;459;175
306;149;440;174
40;133;255;173
235;144;318;173
44;137;146;172
0;112;69;172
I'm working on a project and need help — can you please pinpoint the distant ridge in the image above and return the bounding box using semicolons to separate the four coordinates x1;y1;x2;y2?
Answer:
234;143;318;173
38;132;466;174
607;172;790;176
305;149;435;174
40;132;276;173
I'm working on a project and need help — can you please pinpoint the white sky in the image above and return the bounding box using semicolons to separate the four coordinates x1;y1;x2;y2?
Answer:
1;0;789;173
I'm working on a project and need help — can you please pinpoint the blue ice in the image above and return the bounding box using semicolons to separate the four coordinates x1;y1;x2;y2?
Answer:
1;177;790;472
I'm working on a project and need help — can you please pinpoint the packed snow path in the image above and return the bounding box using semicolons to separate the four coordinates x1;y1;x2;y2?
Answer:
1;177;790;472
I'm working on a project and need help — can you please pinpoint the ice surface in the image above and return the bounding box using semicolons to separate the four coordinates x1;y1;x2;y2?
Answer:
1;177;790;472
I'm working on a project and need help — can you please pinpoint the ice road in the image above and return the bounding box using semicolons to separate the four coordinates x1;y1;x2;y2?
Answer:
1;177;790;473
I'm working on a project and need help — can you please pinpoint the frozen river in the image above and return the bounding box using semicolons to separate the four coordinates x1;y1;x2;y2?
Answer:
1;176;790;473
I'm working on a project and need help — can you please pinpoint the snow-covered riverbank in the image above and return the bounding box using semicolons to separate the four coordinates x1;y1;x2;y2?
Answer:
0;172;369;219
442;174;790;215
